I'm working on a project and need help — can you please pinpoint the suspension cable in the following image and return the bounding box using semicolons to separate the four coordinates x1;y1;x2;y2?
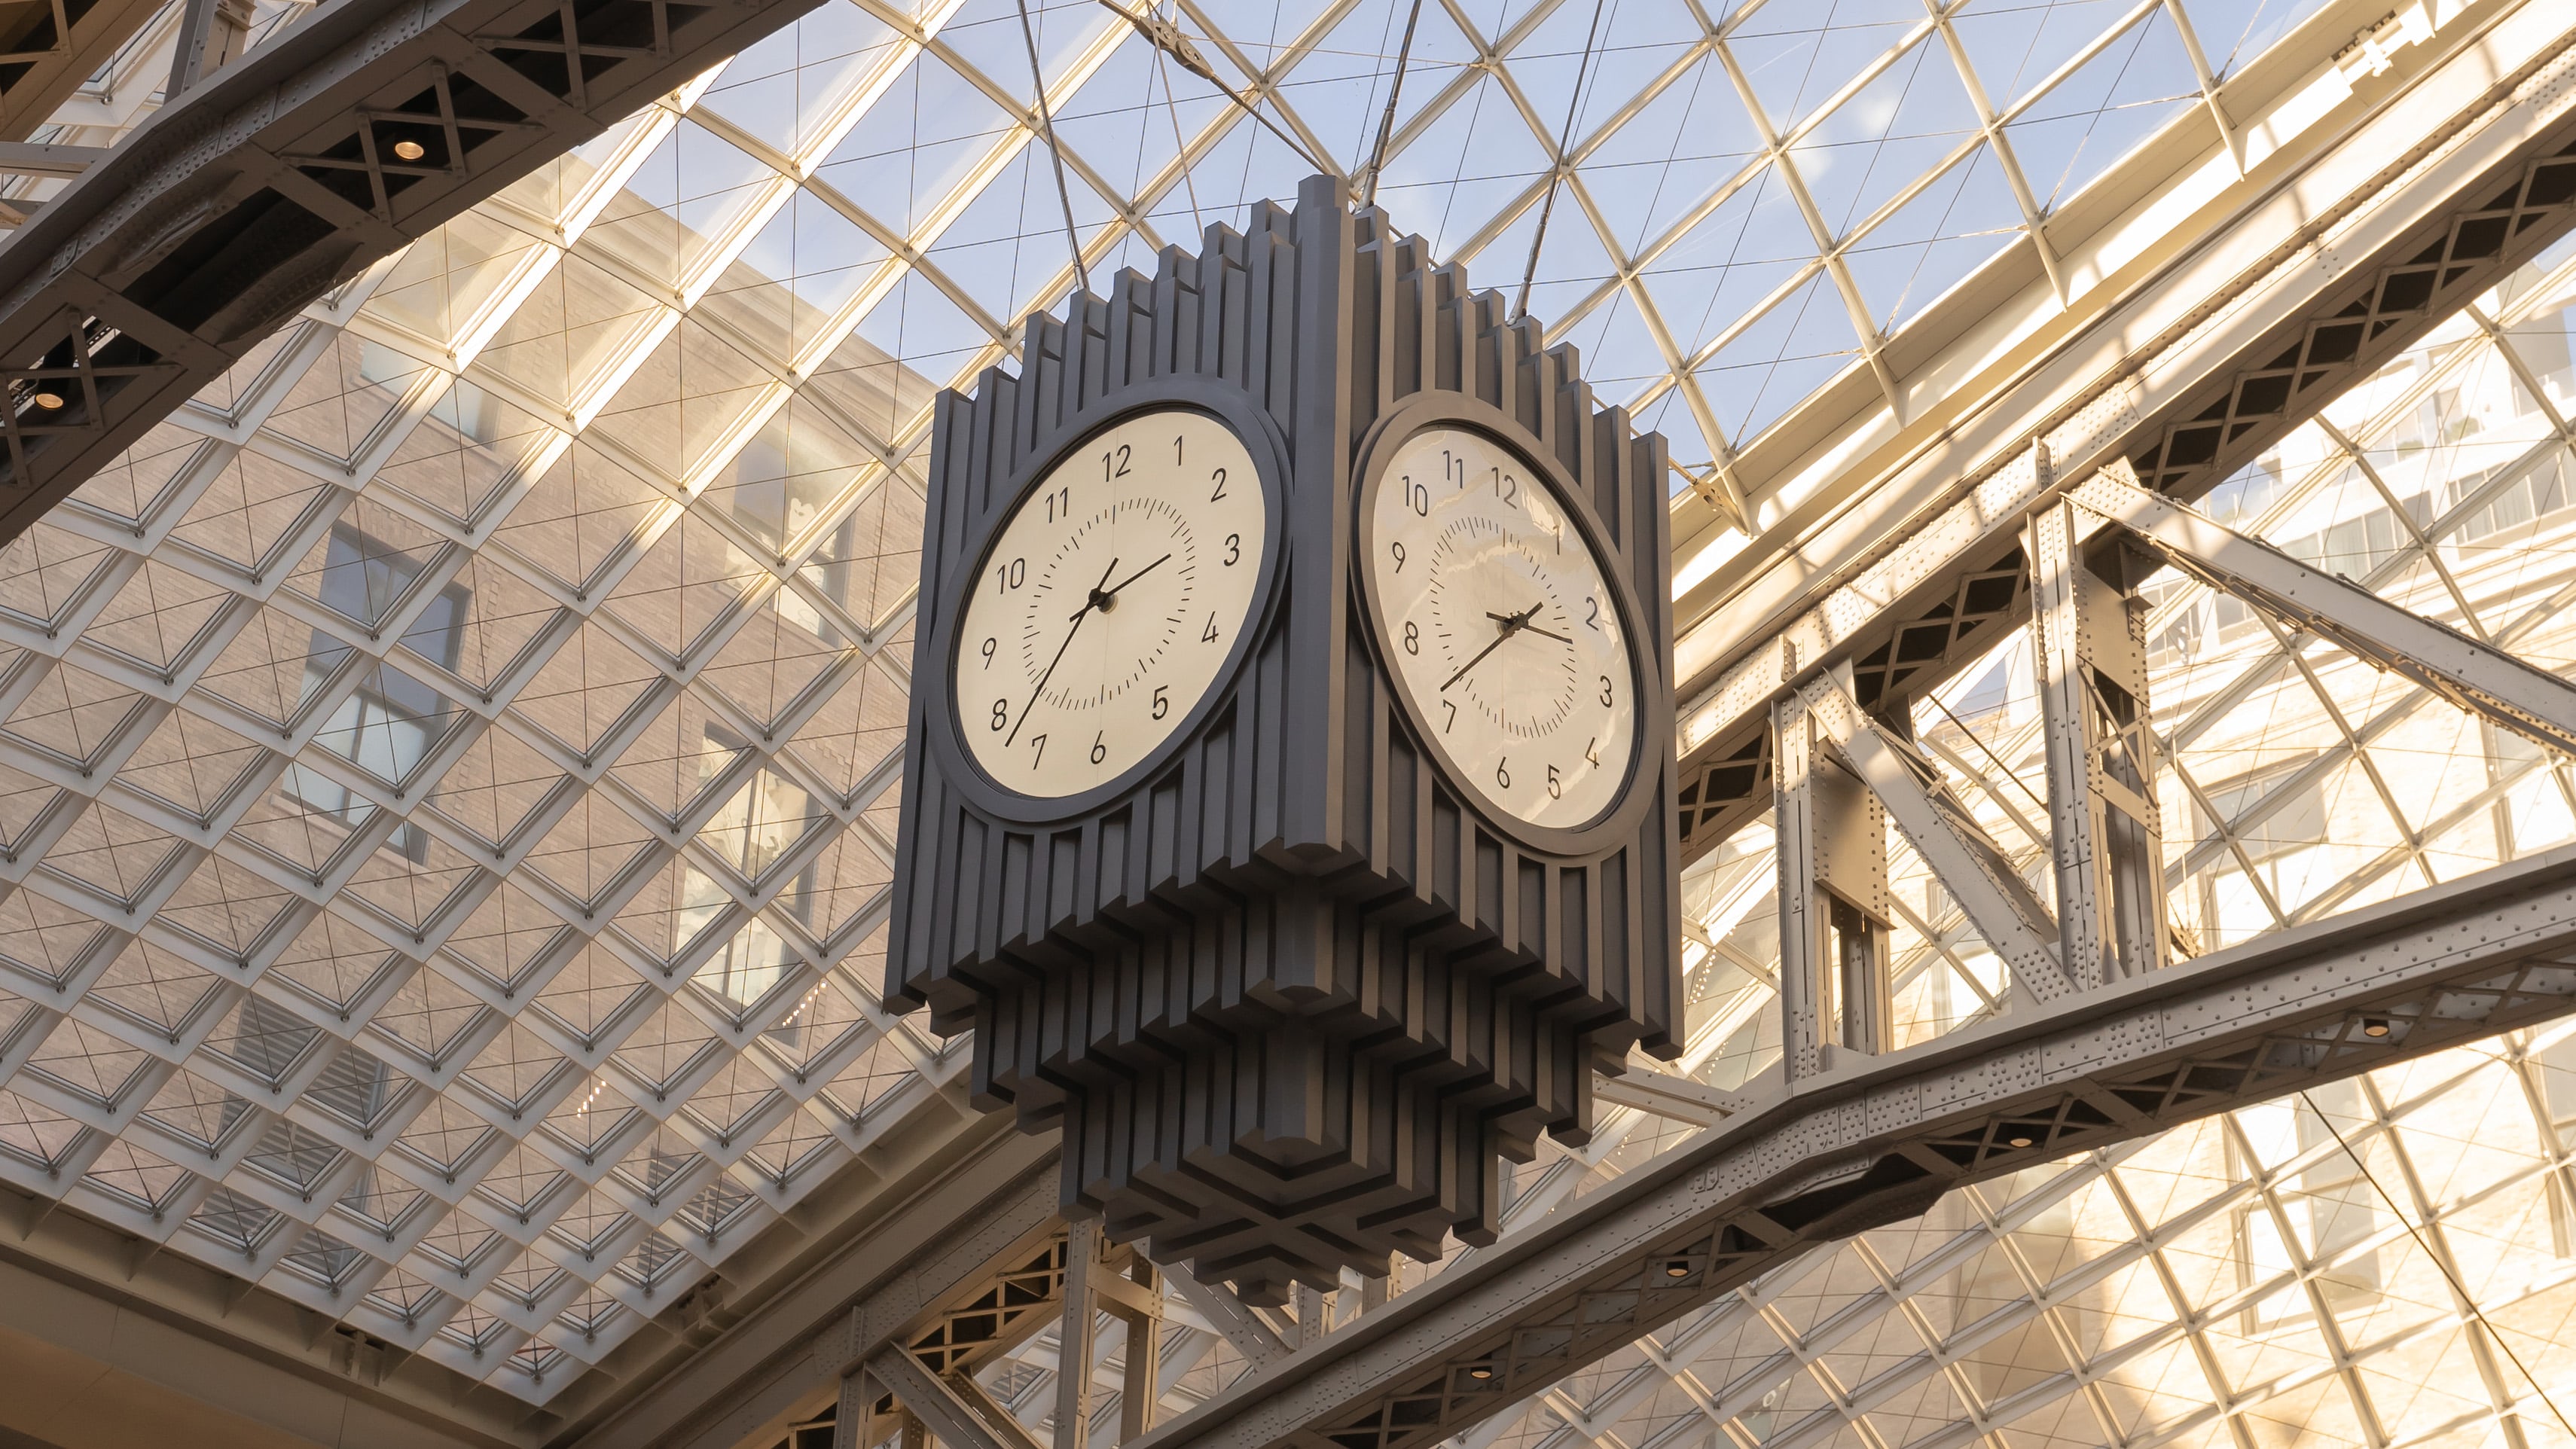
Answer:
1512;0;1607;322
2300;1089;2576;1440
1017;0;1092;297
1097;0;1332;176
1361;0;1427;209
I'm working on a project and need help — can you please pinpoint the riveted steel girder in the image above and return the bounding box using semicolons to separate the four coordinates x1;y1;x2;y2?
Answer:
1671;4;2576;862
0;0;823;545
1125;835;2576;1449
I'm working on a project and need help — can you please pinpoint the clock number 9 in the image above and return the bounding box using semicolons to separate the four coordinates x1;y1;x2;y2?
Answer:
1402;621;1418;655
1390;540;1406;572
993;557;1026;594
1405;476;1429;516
980;637;996;668
1225;533;1241;566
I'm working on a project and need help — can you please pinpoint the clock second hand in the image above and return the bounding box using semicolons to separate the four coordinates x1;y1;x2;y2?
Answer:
1006;557;1119;747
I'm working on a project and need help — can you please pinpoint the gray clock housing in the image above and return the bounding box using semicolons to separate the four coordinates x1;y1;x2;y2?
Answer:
888;175;1681;1301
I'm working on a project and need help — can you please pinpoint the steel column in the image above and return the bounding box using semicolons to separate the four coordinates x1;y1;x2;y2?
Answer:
2027;487;2169;987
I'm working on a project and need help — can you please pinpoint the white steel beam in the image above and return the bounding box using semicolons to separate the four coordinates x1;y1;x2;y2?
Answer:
1592;1069;1762;1129
1670;2;2576;862
2067;465;2576;761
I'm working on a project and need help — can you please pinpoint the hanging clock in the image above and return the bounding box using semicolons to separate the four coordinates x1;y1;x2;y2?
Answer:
890;176;1680;1304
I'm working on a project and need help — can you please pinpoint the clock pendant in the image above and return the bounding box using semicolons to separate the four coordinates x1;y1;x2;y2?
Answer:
1363;424;1641;830
955;407;1267;798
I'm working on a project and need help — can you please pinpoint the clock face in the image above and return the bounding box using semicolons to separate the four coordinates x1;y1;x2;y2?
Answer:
1363;425;1640;830
955;408;1266;799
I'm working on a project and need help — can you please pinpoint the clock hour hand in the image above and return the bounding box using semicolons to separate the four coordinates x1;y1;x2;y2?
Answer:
1012;558;1119;746
1487;608;1570;645
1097;552;1172;607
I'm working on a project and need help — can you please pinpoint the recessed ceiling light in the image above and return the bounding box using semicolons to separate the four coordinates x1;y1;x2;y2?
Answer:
392;139;427;162
31;391;63;410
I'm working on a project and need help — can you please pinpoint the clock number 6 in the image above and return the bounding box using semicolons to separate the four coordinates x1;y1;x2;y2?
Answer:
1090;732;1107;764
1152;685;1169;720
1496;758;1511;790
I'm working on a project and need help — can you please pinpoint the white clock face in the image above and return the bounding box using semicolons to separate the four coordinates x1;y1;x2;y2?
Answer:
1364;425;1639;829
956;409;1266;798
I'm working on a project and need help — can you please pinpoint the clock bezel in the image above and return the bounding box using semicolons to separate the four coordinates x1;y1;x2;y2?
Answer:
927;378;1291;825
1351;392;1668;857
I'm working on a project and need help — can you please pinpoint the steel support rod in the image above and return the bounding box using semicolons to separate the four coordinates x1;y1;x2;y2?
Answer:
1170;1271;1290;1369
871;1347;1039;1449
2069;465;2576;761
1056;1218;1100;1449
1802;668;2074;1005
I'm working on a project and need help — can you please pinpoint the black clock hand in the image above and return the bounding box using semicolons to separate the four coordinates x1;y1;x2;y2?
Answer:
1097;552;1172;606
1009;558;1119;746
1438;630;1515;693
1487;608;1571;645
1440;603;1540;692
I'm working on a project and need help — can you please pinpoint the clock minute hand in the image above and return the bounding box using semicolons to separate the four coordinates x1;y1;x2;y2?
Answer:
1100;551;1172;602
1009;558;1119;747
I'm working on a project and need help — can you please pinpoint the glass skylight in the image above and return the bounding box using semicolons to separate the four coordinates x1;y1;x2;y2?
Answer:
0;0;2491;1426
